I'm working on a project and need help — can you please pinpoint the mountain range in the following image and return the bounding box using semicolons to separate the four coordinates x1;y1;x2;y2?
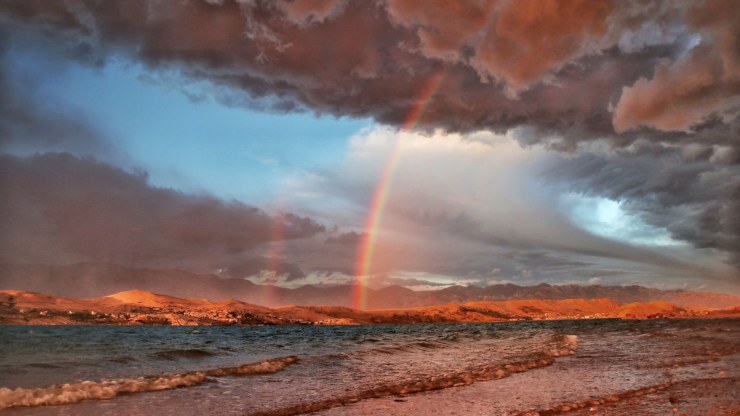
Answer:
1;263;737;309
2;289;738;326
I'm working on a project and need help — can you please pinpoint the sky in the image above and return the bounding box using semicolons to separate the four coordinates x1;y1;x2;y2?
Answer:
0;0;738;295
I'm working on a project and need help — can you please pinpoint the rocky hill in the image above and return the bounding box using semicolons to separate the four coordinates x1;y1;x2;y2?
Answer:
1;263;738;309
1;289;737;326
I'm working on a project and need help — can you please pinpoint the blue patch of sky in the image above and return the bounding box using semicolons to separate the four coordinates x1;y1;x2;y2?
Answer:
564;193;682;247
11;45;371;206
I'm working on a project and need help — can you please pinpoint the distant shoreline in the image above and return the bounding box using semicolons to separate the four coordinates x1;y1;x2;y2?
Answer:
3;317;740;328
2;289;738;326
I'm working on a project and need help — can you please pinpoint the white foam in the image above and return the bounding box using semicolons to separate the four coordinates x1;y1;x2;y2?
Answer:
0;356;298;410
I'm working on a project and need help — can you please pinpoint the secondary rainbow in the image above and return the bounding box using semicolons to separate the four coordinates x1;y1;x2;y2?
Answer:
264;208;286;306
352;68;446;310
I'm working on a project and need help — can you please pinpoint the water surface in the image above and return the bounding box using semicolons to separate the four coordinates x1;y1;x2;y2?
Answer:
1;319;737;415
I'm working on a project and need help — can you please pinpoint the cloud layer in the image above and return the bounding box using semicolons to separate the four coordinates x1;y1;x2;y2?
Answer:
276;128;731;288
0;0;737;289
546;143;740;270
0;0;736;146
0;153;324;270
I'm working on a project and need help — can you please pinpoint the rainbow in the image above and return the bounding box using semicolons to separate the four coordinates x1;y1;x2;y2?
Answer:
352;68;446;310
264;210;286;306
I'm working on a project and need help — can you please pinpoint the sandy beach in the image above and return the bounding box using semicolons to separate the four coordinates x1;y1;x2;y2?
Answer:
1;318;737;415
319;323;739;416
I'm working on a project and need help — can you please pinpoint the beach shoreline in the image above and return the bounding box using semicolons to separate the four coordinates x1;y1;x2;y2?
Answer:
1;318;738;415
317;325;740;416
2;289;738;327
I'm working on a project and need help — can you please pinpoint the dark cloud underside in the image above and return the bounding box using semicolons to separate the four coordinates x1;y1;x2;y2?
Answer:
546;146;740;269
0;0;736;146
0;153;324;267
0;0;737;284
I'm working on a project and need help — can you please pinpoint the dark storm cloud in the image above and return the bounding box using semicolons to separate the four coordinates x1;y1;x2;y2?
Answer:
0;0;736;146
613;0;740;133
296;131;719;282
0;31;112;156
0;153;325;267
546;145;740;270
0;0;737;282
404;204;699;274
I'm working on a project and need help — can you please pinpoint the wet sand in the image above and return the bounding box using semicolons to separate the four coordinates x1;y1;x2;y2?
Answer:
319;322;740;415
2;319;738;415
566;377;739;415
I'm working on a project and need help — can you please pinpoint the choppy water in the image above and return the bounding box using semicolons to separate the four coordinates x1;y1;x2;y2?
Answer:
0;319;738;415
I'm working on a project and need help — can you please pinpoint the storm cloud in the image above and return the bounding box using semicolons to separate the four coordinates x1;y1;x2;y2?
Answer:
0;0;736;146
0;0;738;289
0;30;112;157
546;143;740;270
0;153;324;269
279;128;729;287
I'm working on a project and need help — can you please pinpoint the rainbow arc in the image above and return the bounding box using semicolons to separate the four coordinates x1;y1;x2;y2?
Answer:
352;68;446;310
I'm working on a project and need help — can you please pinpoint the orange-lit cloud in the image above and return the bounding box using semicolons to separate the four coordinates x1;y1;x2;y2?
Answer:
613;0;739;132
0;153;324;269
1;0;735;144
390;0;614;94
1;0;738;289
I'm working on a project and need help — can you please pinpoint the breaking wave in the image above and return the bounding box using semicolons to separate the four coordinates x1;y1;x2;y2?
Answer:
0;356;298;410
248;335;579;416
150;348;219;360
336;339;453;359
333;331;494;361
0;334;581;414
517;380;675;415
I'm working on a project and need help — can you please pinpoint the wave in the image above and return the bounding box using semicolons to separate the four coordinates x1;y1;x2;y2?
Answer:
0;356;298;410
337;333;576;362
150;348;219;360
248;335;579;416
335;337;467;361
23;363;62;369
518;380;674;415
23;361;100;369
108;355;137;364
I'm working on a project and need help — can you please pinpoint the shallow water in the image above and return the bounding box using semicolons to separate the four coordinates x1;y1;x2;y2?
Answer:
0;319;737;415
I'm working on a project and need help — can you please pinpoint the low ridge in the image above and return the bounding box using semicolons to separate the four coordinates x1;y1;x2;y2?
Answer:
1;289;737;326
